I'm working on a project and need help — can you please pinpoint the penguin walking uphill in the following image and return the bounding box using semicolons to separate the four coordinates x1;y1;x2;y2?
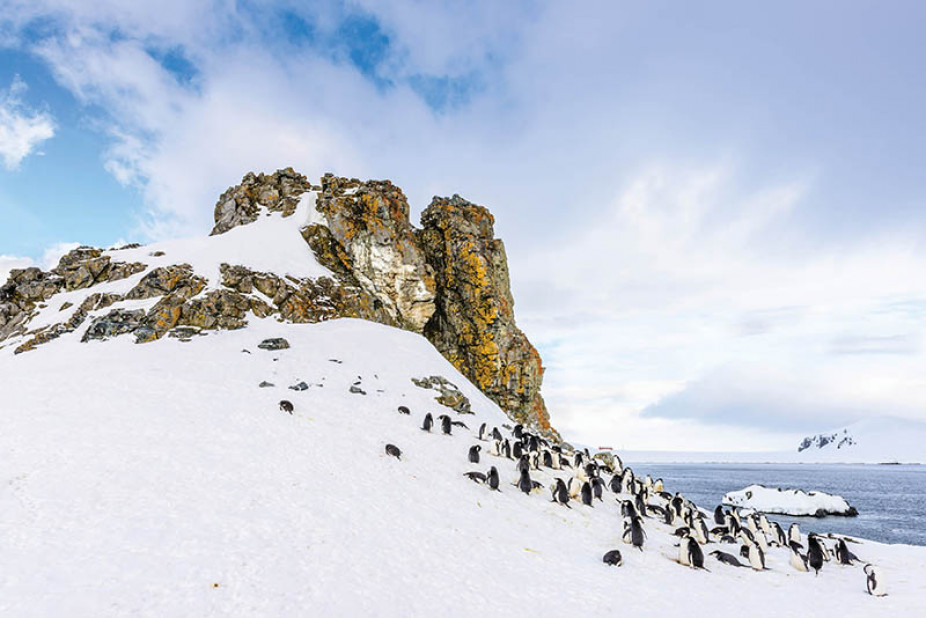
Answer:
421;413;433;432
468;445;482;464
439;414;453;435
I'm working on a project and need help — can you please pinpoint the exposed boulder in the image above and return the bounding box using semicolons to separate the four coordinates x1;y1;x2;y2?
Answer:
211;168;316;235
258;338;291;351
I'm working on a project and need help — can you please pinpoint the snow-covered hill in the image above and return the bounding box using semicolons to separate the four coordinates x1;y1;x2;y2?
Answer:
2;318;925;616
795;417;926;464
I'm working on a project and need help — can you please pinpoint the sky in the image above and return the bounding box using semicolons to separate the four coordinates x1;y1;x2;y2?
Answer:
2;1;926;451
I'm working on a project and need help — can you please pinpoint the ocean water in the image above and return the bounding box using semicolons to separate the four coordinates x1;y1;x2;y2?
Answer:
624;462;926;546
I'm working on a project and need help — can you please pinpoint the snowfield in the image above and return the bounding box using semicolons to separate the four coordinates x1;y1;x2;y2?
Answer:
2;319;926;616
723;485;856;517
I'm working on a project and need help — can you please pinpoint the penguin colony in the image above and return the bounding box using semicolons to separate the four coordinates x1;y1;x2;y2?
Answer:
285;399;888;597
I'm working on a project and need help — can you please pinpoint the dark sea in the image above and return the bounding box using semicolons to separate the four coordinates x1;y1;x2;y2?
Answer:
625;462;926;546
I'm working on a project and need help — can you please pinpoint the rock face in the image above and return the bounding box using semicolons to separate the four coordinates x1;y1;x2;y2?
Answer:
418;195;550;433
0;169;554;435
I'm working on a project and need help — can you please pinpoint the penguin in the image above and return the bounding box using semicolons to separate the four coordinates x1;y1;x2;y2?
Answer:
517;468;533;495
492;427;503;441
835;538;855;565
478;422;488;441
789;543;809;572
620;500;638;520
530;451;541;471
439;414;452;435
487;466;500;491
581;482;594;507
709;550;744;567
788;523;801;547
397;405;410;415
713;505;725;526
551;478;571;508
591;477;605;501
634;492;648;519
502;439;511;459
747;543;766;571
279;400;294;414
864;564;887;596
464;471;486;483
693;517;710;545
513;424;524;439
512;441;523;460
574;451;584;468
652;477;664;493
770;522;788;547
568;476;584;500
807;535;825;576
623;517;645;551
719;535;736;544
609;474;623;494
559;455;572;469
421;413;433;432
385;444;402;460
758;513;771;536
602;549;623;566
468;444;481;464
451;420;469;429
543;450;554;469
517;454;531;473
681;536;706;569
647;504;667;518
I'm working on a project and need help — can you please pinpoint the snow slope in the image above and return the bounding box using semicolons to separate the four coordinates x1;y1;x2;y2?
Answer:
2;319;925;616
723;485;855;517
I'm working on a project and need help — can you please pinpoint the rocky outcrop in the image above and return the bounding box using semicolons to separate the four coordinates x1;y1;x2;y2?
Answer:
2;170;554;434
1;248;146;348
211;168;317;235
307;174;436;331
418;196;551;433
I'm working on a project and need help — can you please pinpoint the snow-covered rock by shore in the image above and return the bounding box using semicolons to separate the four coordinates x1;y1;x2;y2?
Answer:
723;484;858;517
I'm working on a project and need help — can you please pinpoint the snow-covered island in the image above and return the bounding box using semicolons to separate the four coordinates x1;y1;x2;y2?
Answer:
723;484;859;517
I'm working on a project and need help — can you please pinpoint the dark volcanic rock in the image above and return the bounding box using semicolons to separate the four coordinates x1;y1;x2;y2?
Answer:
258;338;291;351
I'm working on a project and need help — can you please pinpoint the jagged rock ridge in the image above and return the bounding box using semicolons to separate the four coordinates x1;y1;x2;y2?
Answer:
0;168;553;434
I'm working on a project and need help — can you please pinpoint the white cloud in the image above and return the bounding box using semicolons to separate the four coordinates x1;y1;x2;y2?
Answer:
0;75;56;170
40;241;81;270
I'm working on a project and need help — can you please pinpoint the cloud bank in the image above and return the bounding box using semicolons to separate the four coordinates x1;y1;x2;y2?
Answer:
3;1;926;450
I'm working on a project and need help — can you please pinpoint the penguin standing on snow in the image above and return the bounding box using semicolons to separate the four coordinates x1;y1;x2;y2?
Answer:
439;414;452;435
478;422;487;441
864;564;887;596
517;468;533;495
807;535;825;576
581;482;594;507
468;445;481;464
623;517;646;551
680;535;705;569
421;413;433;432
789;542;809;572
788;523;801;547
713;505;725;526
487;466;500;491
551;478;571;508
746;543;766;571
